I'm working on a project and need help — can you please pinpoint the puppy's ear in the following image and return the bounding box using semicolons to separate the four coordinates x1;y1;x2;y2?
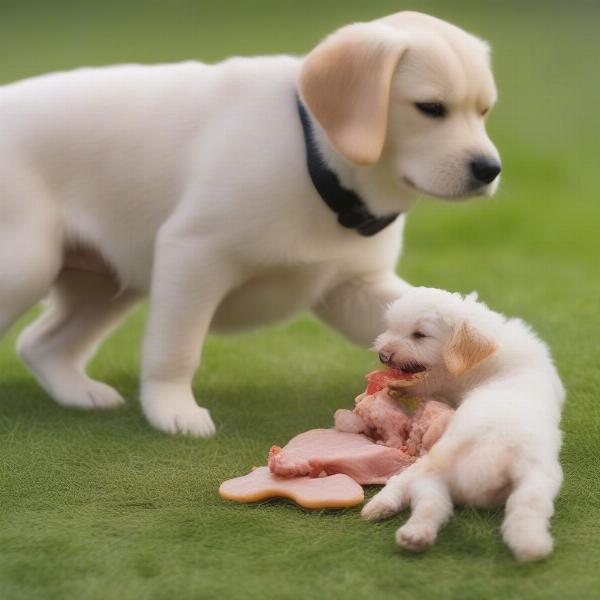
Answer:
299;23;407;166
443;322;497;376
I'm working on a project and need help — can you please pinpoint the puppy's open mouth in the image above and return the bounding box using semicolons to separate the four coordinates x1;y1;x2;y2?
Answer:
386;362;428;389
366;363;428;395
390;362;427;376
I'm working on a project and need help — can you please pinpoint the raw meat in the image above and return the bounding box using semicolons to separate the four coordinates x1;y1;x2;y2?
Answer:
334;390;453;451
364;368;426;395
268;397;453;485
268;429;414;484
404;399;455;456
219;368;455;509
334;391;412;448
219;467;364;508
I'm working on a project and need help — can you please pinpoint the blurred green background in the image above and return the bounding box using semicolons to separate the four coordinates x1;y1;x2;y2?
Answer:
0;1;599;599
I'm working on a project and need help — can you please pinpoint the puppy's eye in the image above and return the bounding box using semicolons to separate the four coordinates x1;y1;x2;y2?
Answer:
481;107;490;117
412;331;427;340
415;102;447;119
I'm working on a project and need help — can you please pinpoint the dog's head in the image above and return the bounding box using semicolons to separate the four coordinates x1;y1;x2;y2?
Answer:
374;287;499;393
299;11;501;203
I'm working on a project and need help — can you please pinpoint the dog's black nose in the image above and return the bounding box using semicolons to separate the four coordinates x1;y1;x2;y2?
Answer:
378;351;392;365
470;157;502;185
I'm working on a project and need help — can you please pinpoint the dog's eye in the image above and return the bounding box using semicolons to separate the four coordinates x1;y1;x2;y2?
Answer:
415;102;447;119
412;331;427;340
481;107;490;117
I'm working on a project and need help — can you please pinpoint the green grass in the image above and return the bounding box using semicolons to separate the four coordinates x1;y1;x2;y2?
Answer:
1;1;599;598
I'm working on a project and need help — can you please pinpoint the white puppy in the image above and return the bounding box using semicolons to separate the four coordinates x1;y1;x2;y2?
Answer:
361;288;564;562
0;12;500;435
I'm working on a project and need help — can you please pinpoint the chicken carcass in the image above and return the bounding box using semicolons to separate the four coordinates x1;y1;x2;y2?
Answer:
219;368;454;508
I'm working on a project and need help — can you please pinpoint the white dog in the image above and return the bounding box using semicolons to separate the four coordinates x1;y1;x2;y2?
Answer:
361;288;564;562
0;12;501;435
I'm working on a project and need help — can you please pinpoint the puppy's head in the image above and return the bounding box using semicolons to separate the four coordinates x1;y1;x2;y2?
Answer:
299;11;501;203
374;288;498;392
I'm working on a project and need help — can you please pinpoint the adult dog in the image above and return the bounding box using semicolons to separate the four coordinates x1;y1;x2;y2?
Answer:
0;12;501;435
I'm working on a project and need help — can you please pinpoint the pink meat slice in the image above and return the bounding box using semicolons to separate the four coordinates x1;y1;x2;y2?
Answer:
268;429;414;485
219;466;364;509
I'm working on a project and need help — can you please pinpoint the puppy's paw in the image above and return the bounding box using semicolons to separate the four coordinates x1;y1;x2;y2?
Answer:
143;384;216;437
54;378;125;410
396;521;437;552
503;523;553;562
362;491;403;521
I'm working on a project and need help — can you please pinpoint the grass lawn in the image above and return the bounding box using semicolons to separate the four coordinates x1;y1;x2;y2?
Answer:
1;1;599;598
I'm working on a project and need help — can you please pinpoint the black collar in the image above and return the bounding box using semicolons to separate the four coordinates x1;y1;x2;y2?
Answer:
296;95;400;237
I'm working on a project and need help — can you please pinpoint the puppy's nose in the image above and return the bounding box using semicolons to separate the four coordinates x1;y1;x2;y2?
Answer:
378;351;393;365
470;157;502;185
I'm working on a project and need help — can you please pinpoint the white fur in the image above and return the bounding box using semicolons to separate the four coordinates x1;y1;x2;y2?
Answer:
361;288;565;562
0;12;499;435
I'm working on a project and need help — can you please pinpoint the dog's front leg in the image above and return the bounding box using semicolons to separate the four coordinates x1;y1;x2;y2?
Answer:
313;271;411;346
141;229;239;437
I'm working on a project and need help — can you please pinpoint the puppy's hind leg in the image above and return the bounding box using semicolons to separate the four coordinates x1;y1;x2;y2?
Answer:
501;464;562;562
17;270;140;409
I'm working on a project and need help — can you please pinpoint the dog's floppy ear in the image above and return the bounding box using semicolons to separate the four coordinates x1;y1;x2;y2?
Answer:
443;321;498;376
299;23;407;166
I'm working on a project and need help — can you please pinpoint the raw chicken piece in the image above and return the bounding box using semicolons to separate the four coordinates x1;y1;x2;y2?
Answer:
405;399;454;456
331;408;364;434
334;390;412;448
219;368;454;509
335;392;453;455
219;467;364;508
268;429;414;484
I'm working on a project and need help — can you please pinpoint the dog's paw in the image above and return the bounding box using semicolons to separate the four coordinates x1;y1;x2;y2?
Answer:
362;491;403;521
146;403;216;437
19;345;125;410
396;521;437;552
503;523;553;562
54;378;125;410
511;535;553;562
142;384;216;437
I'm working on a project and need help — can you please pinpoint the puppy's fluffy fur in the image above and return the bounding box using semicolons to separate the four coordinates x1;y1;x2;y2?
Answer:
362;288;564;562
0;12;500;435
